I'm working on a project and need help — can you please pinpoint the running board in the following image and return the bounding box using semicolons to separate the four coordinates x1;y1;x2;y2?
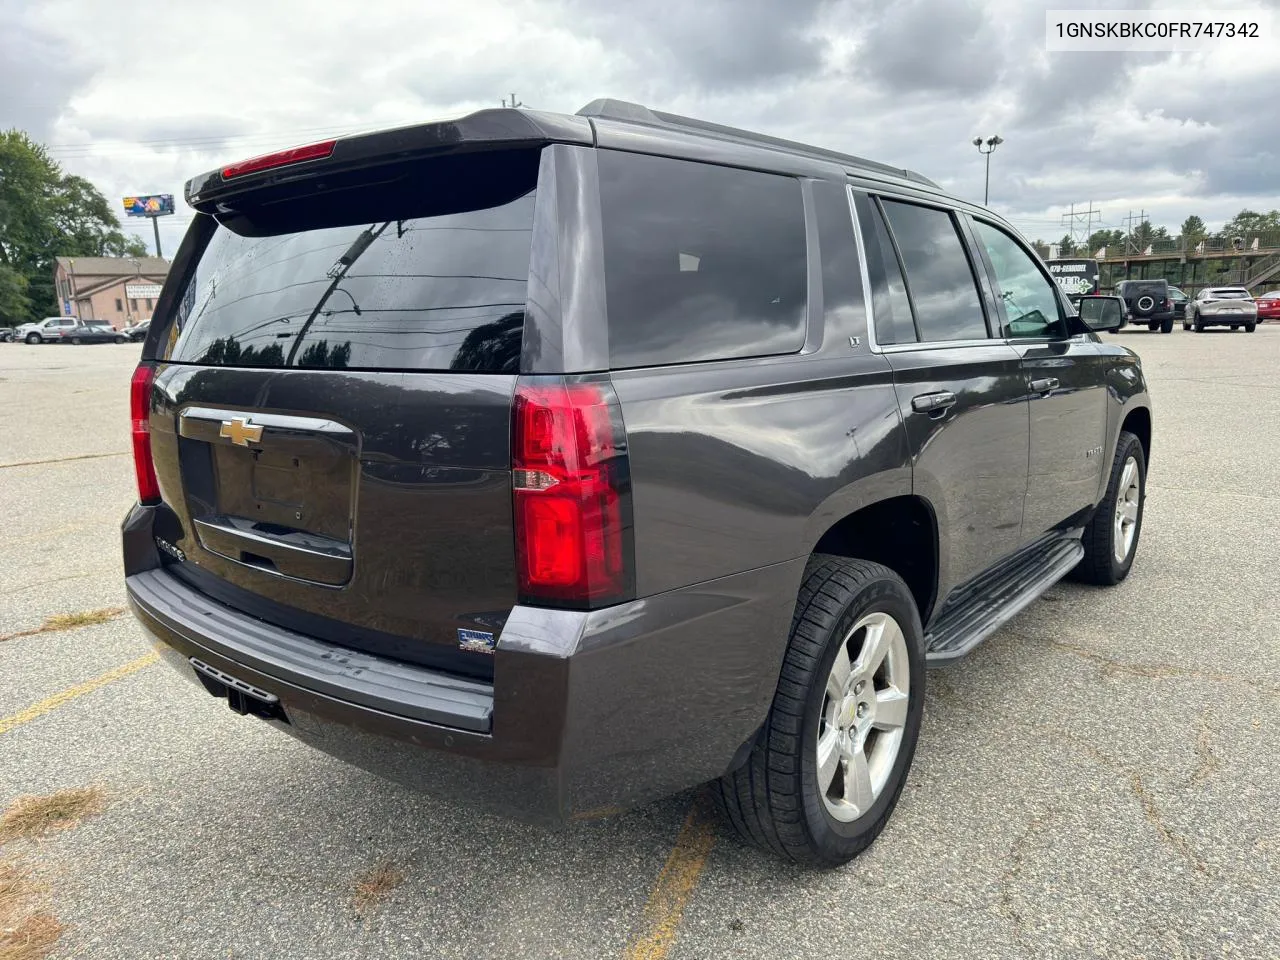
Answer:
924;534;1084;665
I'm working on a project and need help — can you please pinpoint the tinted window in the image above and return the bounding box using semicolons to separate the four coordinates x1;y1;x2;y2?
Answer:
598;151;807;368
863;200;917;344
880;200;987;341
972;220;1063;338
164;150;539;372
813;182;867;339
1207;289;1251;299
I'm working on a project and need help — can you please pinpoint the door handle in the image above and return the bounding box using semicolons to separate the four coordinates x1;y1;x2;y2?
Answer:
911;391;957;414
1029;377;1060;395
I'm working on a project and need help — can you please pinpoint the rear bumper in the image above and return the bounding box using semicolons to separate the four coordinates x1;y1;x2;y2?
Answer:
1196;311;1257;325
1127;309;1174;323
124;508;800;825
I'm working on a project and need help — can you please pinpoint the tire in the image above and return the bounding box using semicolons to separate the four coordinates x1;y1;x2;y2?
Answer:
1147;322;1157;332
69;336;81;344
713;556;925;867
114;335;126;344
1160;317;1173;333
26;333;40;344
1230;325;1239;331
1193;311;1204;332
1245;322;1256;333
1073;430;1146;586
1182;320;1191;331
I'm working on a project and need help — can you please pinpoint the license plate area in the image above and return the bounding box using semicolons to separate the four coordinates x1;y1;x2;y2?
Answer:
177;407;358;585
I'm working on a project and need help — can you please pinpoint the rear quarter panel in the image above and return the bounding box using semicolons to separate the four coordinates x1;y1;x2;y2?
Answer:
612;353;909;598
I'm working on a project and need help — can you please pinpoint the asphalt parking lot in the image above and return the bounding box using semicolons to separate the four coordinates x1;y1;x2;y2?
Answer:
1;331;1277;960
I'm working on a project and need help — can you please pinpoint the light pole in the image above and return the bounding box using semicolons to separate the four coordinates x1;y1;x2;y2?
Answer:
973;135;1003;205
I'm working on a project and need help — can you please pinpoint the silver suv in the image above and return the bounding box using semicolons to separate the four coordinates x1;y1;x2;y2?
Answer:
1186;287;1258;332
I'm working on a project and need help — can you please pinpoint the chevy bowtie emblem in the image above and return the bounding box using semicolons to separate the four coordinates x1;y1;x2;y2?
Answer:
219;416;264;447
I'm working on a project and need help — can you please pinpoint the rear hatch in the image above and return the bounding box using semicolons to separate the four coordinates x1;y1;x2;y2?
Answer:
145;146;546;679
1122;280;1168;309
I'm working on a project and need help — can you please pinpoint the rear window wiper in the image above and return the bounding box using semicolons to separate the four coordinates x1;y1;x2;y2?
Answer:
287;222;390;365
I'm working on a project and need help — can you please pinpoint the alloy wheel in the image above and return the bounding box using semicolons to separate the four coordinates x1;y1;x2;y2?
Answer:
1113;456;1141;564
816;611;910;823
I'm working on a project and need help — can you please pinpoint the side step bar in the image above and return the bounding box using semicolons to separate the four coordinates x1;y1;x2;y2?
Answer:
924;532;1084;665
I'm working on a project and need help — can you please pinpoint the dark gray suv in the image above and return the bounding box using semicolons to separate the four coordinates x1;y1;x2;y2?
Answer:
122;100;1152;866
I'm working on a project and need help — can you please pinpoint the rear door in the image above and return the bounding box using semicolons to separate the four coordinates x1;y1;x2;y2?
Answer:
855;192;1029;600
966;217;1108;539
146;148;543;676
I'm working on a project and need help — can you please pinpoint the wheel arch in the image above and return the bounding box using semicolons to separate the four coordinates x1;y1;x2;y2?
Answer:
1121;405;1152;466
809;494;940;626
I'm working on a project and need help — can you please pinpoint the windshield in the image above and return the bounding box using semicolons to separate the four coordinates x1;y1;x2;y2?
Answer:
1208;290;1251;299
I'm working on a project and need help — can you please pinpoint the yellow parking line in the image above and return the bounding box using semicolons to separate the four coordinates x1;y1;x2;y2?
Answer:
624;799;717;960
0;653;159;736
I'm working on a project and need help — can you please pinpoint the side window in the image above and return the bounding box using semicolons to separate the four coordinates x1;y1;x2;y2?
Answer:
971;221;1064;338
879;200;988;342
812;181;867;339
598;151;807;369
858;196;917;345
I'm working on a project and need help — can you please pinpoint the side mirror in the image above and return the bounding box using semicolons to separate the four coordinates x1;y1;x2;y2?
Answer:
1077;295;1126;333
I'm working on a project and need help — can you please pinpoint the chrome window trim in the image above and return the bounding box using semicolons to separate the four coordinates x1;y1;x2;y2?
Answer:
880;338;1008;353
844;184;879;353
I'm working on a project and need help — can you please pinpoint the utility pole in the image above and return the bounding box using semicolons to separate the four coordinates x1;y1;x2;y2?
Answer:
501;93;524;108
1122;209;1149;253
1060;202;1102;252
152;217;163;259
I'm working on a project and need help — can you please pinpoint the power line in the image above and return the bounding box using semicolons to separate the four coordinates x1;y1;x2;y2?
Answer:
1059;202;1102;250
1122;209;1150;253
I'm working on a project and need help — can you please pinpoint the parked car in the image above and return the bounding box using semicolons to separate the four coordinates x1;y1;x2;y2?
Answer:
0;328;13;343
1114;279;1174;333
122;99;1152;867
127;319;151;341
1254;290;1280;323
1186;286;1258;331
63;321;128;344
1168;285;1189;321
15;316;76;343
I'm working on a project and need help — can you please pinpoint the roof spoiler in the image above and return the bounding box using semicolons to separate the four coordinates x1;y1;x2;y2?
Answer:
576;98;939;188
185;108;593;212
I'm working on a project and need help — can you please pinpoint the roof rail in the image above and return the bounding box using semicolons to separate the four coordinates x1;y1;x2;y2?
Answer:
576;98;938;189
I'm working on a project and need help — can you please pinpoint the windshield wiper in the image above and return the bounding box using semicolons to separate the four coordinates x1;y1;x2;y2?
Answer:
286;222;389;366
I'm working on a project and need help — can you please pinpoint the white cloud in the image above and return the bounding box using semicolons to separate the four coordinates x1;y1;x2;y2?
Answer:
3;0;1276;255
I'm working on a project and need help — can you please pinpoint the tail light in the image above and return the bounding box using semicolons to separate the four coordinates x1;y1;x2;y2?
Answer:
130;364;160;504
512;377;633;608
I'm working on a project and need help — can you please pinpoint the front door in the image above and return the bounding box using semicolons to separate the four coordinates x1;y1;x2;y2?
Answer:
967;218;1108;540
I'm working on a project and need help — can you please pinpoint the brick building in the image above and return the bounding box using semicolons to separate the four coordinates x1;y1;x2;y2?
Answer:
53;257;170;329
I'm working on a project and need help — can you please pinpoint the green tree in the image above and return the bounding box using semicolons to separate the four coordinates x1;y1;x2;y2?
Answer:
1217;209;1280;242
0;129;149;322
1086;229;1124;252
0;264;30;325
1180;215;1206;249
1057;234;1075;256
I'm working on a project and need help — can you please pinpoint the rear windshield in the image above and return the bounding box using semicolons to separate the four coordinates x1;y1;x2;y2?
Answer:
1208;290;1250;299
162;150;539;372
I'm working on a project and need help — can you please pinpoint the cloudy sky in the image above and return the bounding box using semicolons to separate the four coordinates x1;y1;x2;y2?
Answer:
4;0;1277;256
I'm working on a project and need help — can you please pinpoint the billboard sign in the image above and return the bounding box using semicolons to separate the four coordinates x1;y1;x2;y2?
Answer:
123;194;175;217
1046;258;1101;301
125;283;163;299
